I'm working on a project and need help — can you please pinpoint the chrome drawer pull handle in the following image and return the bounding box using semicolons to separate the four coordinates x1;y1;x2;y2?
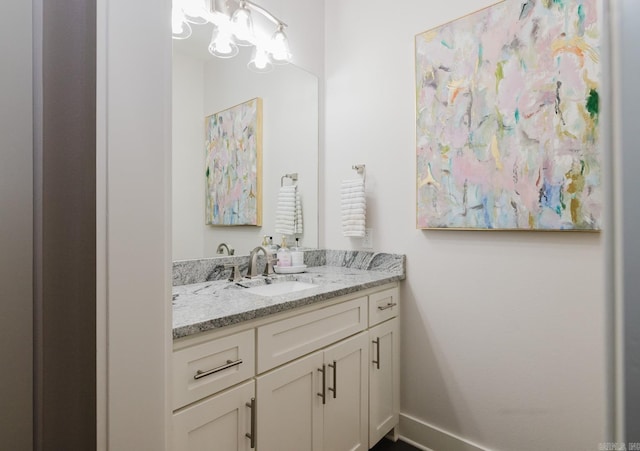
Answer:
372;338;380;370
245;397;256;448
328;361;337;399
377;302;397;311
194;358;243;380
317;365;326;404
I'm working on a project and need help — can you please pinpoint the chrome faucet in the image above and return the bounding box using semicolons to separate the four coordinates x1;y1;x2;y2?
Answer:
246;246;275;278
216;242;235;256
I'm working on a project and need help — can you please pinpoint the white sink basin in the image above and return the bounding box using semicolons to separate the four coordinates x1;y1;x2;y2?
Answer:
244;281;319;297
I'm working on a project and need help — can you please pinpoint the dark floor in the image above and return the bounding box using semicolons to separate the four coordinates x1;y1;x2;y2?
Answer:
371;438;421;450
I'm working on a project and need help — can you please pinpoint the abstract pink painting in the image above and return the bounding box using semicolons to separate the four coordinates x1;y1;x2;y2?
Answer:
415;0;601;230
205;98;262;226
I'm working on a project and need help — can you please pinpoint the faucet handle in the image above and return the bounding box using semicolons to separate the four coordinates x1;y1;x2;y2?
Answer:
225;263;242;282
263;255;277;276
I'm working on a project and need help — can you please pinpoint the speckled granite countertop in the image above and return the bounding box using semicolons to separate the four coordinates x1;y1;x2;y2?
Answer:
173;251;405;339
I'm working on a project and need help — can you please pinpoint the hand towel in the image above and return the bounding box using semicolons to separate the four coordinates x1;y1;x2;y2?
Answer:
341;178;366;237
275;184;303;235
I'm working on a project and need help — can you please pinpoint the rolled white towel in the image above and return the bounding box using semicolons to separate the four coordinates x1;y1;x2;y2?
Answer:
294;188;303;234
342;214;366;222
340;178;366;237
276;183;303;235
340;194;365;202
341;200;366;208
341;184;364;192
341;180;363;187
276;185;296;235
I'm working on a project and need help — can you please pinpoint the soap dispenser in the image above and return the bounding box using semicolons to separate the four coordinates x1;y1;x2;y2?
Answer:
267;236;279;255
276;236;292;267
262;235;274;260
291;238;304;267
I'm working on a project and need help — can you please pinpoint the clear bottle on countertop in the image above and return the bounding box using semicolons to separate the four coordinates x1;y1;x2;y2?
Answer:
267;236;280;255
291;238;304;267
262;235;274;260
276;236;292;267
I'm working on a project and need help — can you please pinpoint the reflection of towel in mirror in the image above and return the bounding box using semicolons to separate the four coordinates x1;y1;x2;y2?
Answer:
341;179;366;237
275;184;303;235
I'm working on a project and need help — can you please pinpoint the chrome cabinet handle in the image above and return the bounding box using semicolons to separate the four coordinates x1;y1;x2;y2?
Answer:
317;365;326;404
194;358;243;380
328;360;337;399
245;397;256;449
377;302;397;311
372;338;380;370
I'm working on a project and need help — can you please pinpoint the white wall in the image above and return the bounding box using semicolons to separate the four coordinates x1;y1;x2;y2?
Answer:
97;0;172;448
0;1;33;448
323;1;608;450
172;52;206;260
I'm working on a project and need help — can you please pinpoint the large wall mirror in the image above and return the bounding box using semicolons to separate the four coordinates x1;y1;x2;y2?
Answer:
172;17;319;260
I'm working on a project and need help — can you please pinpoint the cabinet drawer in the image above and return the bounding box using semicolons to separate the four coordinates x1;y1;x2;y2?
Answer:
173;329;255;410
257;296;368;373
368;287;399;326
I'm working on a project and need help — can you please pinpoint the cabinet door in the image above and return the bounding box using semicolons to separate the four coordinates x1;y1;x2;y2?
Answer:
173;380;254;451
323;332;368;451
256;351;324;451
369;318;400;446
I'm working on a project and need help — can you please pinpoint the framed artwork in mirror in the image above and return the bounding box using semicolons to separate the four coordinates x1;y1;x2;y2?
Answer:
415;0;601;230
205;97;262;226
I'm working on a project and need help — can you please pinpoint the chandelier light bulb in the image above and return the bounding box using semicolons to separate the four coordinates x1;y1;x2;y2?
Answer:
230;1;255;46
270;24;291;65
172;5;192;39
208;27;239;58
248;45;273;73
181;0;210;24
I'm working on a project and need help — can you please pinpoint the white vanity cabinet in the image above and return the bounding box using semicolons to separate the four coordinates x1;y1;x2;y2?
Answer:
367;287;400;446
172;282;400;451
256;332;369;451
369;318;400;446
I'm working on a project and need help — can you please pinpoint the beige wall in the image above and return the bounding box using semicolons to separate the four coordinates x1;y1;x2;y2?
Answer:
323;0;608;449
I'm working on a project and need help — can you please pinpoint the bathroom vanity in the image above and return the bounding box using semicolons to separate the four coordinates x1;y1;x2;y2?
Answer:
171;251;404;451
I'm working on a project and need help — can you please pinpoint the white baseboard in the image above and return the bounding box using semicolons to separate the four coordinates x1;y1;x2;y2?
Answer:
398;413;490;451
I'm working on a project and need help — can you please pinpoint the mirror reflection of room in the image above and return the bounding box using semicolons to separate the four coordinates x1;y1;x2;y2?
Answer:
172;0;319;260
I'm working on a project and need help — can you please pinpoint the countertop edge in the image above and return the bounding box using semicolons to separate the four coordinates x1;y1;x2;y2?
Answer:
172;272;403;339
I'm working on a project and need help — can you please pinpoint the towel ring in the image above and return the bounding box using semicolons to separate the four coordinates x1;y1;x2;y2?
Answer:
281;173;298;186
352;164;366;182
